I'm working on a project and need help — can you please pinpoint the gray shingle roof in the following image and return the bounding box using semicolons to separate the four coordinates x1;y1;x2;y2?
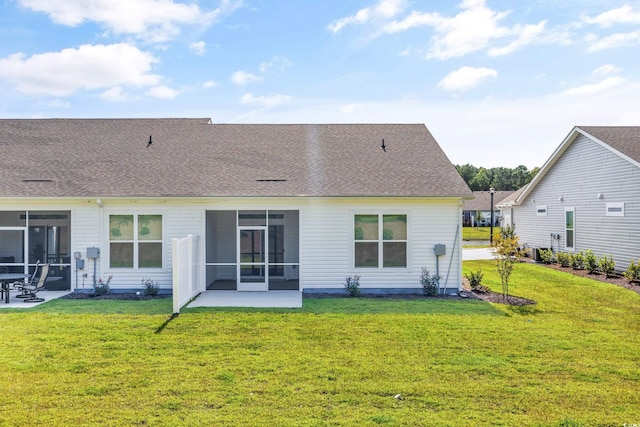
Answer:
463;190;514;210
0;119;471;198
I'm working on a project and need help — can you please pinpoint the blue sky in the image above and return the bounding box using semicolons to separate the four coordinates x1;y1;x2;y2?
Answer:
1;0;639;168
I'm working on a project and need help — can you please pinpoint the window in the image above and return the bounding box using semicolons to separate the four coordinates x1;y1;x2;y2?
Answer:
536;205;547;216
354;214;407;268
606;202;625;217
109;214;162;268
565;208;575;250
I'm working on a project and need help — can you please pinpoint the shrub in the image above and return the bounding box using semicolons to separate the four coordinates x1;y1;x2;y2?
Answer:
539;248;554;264
464;269;483;289
93;275;112;296
141;278;159;296
556;252;571;268
344;275;361;297
420;268;440;296
583;250;598;274
623;259;640;283
598;255;616;278
570;252;584;270
464;269;488;293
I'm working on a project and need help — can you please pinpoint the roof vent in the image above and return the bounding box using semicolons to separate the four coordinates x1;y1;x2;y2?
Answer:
22;179;53;182
256;179;287;182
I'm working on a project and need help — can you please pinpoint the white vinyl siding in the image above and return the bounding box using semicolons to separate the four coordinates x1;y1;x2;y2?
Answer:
512;133;640;270
4;196;464;291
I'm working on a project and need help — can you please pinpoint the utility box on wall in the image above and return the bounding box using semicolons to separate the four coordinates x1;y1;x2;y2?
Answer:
434;244;446;256
87;247;100;259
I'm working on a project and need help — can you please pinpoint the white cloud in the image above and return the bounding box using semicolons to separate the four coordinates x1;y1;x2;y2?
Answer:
189;41;206;55
0;43;161;96
438;66;497;92
17;0;243;43
328;0;408;33
593;64;620;76
258;56;292;73
586;30;640;51
100;86;131;102
487;21;546;56
146;85;179;99
231;70;262;85
203;80;220;88
240;93;291;107
560;77;625;96
383;0;546;60
582;5;640;28
37;99;71;109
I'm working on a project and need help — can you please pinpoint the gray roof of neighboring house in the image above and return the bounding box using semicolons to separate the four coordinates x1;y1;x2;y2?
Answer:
463;190;514;211
495;187;525;207
0;119;472;198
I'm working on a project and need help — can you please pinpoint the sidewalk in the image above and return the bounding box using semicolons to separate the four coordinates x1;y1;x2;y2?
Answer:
462;248;493;260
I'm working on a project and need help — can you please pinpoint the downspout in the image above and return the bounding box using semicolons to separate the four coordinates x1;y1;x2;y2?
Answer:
444;225;458;294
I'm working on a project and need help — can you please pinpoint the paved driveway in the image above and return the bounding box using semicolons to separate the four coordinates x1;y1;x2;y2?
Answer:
462;248;493;260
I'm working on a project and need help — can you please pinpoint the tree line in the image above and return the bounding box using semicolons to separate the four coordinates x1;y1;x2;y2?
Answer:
455;164;540;191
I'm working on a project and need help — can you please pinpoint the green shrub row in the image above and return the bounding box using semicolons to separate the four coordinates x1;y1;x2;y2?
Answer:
538;249;640;283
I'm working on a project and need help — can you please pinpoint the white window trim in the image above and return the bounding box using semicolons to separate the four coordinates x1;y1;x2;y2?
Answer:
353;212;409;270
565;207;575;251
107;213;164;270
536;205;547;217
606;202;625;217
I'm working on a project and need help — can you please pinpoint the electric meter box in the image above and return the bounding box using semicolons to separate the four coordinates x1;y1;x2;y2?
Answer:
87;247;100;259
434;244;446;256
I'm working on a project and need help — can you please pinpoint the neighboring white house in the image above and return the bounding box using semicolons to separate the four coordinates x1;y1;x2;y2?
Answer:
0;119;472;295
497;126;640;270
462;190;513;227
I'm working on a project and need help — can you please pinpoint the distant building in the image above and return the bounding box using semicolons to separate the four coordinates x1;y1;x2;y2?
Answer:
463;191;513;227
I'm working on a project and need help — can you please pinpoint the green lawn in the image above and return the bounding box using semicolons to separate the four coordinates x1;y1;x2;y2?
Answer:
1;262;639;426
462;226;500;241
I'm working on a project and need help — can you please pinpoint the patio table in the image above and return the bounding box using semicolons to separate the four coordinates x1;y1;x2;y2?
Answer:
0;273;30;303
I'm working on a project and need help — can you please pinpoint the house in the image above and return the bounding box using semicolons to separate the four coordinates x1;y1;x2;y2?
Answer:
462;191;513;227
498;126;640;269
0;119;472;299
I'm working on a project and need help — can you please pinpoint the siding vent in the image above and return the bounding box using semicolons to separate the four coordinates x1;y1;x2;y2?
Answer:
606;202;624;217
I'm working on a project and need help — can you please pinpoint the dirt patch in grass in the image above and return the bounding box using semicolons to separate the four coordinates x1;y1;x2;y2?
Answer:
61;292;169;301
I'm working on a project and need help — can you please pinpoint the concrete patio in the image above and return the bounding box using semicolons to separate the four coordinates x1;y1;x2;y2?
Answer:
0;290;71;309
187;290;302;308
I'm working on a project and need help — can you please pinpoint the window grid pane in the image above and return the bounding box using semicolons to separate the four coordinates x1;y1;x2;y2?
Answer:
110;242;134;268
383;215;407;240
138;215;162;240
110;215;134;240
383;242;407;267
139;242;162;268
355;242;378;268
355;215;378;240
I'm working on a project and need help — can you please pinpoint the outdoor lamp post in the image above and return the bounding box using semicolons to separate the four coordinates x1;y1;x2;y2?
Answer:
489;187;495;245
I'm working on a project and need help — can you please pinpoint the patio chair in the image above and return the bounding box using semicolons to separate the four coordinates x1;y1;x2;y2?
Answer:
12;262;41;299
21;263;49;303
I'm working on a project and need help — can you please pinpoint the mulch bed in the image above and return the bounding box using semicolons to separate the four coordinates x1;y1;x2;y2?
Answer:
466;289;536;306
61;292;169;300
304;292;467;300
534;261;640;296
